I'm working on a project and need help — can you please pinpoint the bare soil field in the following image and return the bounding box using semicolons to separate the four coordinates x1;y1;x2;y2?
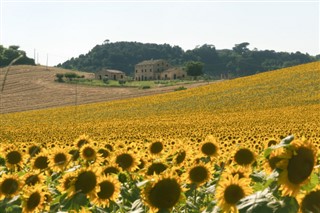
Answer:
0;65;215;114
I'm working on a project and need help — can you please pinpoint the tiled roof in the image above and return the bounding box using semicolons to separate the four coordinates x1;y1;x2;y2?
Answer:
136;59;166;65
100;69;125;74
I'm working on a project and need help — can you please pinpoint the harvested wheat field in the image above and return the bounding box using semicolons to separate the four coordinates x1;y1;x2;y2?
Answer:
0;65;212;114
0;62;319;212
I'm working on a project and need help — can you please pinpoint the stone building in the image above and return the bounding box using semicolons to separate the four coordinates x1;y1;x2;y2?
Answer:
134;59;187;81
95;69;126;80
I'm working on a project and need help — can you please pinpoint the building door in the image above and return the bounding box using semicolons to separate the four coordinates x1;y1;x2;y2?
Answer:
141;75;144;81
174;74;177;79
114;75;116;80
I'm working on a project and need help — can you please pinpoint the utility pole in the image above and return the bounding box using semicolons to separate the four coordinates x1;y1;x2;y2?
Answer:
37;53;39;65
46;54;49;70
34;49;36;64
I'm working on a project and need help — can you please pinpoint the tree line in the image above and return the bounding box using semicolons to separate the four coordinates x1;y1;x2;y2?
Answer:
0;45;35;67
57;41;319;78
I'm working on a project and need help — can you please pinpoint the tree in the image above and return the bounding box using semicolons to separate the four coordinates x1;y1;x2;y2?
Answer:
64;72;78;81
55;73;64;82
185;61;204;79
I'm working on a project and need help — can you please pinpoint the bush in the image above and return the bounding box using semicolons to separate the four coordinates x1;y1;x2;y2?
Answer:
64;72;79;81
174;86;187;91
102;77;109;84
141;85;151;89
119;79;126;85
55;73;64;82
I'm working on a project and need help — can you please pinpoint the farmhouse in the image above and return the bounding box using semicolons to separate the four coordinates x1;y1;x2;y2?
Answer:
134;59;187;81
95;69;126;80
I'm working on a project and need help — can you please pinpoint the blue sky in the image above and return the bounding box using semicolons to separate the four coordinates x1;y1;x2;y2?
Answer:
0;0;319;66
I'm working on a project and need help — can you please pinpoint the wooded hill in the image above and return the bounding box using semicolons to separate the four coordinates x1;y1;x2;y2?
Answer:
57;41;318;78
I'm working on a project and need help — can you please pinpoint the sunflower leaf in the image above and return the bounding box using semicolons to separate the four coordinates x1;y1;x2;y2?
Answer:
264;135;294;159
301;172;319;192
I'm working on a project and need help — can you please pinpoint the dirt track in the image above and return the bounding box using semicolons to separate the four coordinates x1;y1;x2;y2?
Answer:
0;65;215;114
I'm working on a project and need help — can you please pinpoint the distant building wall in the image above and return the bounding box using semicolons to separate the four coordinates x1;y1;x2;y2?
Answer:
95;69;126;80
134;59;170;81
160;68;187;80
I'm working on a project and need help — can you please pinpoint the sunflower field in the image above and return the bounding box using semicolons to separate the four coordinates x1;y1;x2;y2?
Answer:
0;62;319;212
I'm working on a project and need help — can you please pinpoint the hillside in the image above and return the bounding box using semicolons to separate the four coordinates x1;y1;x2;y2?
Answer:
0;65;213;114
1;62;319;146
57;41;317;77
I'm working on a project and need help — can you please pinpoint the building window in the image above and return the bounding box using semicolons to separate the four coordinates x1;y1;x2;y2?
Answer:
150;69;152;72
121;75;123;79
136;70;138;73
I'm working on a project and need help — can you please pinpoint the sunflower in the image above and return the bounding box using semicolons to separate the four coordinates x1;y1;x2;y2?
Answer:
31;151;50;171
143;172;183;212
114;151;139;172
200;135;219;158
72;168;99;199
233;147;256;167
263;147;287;174
298;186;320;213
74;134;93;149
264;138;279;148
149;141;164;155
57;172;76;197
0;174;22;199
215;175;252;213
185;162;211;186
21;186;46;213
91;176;121;208
3;146;25;170
222;166;250;180
80;144;98;162
146;162;168;176
278;139;317;197
49;148;71;172
102;164;122;176
27;144;42;158
23;173;45;186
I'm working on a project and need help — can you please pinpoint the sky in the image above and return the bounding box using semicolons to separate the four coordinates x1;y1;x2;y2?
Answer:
0;0;319;66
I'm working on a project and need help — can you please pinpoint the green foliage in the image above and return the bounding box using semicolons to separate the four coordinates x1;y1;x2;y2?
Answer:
55;73;64;82
64;72;80;81
174;86;187;91
57;42;316;78
185;61;204;78
0;45;35;67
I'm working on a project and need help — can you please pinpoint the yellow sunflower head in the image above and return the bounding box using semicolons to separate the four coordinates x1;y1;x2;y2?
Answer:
31;150;50;171
23;172;45;186
142;172;183;212
80;144;98;162
233;147;256;167
298;186;320;213
200;135;219;158
149;140;164;155
263;147;286;174
49;147;71;172
27;144;42;158
185;162;211;187
146;161;168;176
22;186;46;213
215;174;252;212
102;164;122;176
222;166;251;180
114;151;139;172
57;172;76;197
72;168;99;198
74;134;93;149
0;173;22;199
90;176;121;208
278;139;317;197
3;146;25;170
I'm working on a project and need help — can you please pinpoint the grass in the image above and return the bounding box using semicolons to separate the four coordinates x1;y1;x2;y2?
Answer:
65;78;202;88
